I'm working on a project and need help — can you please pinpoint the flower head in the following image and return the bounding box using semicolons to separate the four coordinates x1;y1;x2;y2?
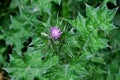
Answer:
50;27;62;40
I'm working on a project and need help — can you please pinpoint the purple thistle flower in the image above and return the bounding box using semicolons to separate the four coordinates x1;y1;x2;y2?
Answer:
50;27;62;40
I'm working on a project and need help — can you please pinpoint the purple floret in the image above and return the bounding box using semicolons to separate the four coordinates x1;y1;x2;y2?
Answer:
50;27;62;40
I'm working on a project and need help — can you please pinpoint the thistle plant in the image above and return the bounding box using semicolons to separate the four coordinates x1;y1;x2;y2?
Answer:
0;0;119;80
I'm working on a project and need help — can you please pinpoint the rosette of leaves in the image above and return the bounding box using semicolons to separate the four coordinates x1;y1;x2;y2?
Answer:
2;1;118;80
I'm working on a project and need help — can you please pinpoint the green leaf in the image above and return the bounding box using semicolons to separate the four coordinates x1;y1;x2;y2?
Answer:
91;57;104;64
4;48;59;79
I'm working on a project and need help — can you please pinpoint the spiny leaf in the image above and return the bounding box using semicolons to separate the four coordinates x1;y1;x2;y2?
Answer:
4;48;59;80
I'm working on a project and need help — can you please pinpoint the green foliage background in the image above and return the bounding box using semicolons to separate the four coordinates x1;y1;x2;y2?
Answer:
0;0;120;80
